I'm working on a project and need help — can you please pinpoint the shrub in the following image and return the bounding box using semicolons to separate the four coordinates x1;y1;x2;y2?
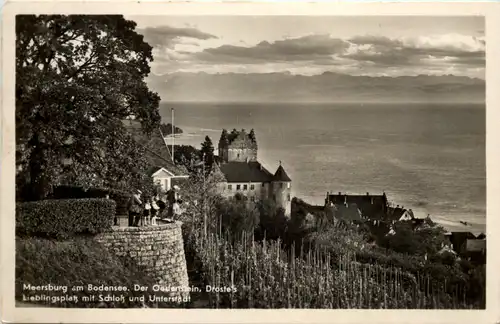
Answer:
16;199;115;239
255;198;288;241
108;189;131;216
52;185;130;216
213;195;260;241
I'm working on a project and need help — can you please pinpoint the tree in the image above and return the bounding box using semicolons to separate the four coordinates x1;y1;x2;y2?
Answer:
216;194;260;241
173;145;200;169
256;198;288;240
249;128;256;142
159;123;183;136
200;136;215;175
16;15;161;200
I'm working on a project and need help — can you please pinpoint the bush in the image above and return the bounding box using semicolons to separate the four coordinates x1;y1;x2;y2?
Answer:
213;195;260;241
255;198;288;241
16;199;115;239
108;189;131;216
52;185;130;216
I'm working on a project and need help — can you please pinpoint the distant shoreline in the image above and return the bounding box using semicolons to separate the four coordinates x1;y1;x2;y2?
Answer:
160;101;485;106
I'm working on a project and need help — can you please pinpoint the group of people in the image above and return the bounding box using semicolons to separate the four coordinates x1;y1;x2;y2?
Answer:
127;185;183;227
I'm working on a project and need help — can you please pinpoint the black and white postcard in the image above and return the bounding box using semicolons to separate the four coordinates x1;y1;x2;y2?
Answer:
1;1;499;323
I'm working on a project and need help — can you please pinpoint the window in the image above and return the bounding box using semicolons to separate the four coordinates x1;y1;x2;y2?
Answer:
287;194;291;201
280;183;284;188
237;184;241;190
243;184;248;190
250;184;255;190
250;196;255;202
287;183;290;189
228;184;232;190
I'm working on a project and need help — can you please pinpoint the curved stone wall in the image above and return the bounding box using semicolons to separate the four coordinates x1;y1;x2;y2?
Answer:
94;222;189;299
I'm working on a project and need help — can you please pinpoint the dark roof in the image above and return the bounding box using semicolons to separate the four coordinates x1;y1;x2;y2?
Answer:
219;161;274;183
123;120;186;176
386;206;407;221
336;204;362;221
326;192;388;219
273;164;291;182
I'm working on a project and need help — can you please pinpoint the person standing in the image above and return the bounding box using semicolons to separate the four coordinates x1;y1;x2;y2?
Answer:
143;199;152;226
157;196;166;218
166;186;176;219
129;190;143;227
151;197;159;225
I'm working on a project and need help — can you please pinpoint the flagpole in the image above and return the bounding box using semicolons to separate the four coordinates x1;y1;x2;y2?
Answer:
171;107;175;164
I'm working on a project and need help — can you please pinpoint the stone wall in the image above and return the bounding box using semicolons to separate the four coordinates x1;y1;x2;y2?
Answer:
94;222;189;299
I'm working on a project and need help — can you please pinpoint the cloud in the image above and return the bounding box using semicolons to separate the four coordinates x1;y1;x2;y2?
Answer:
146;31;485;79
343;34;485;68
137;25;217;49
191;34;348;64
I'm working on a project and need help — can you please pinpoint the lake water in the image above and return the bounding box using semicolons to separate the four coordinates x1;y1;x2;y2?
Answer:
160;102;486;233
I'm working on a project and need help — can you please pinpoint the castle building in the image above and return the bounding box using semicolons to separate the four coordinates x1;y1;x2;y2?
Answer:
215;128;292;216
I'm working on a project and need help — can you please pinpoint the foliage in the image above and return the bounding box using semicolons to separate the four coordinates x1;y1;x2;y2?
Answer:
50;185;131;215
16;237;183;308
16;198;115;239
248;129;256;142
16;15;160;201
255;198;288;241
305;225;368;258
215;194;260;241
380;221;448;256
200;136;215;175
160;123;183;136
177;166;225;234
173;145;201;169
187;227;472;309
466;265;486;307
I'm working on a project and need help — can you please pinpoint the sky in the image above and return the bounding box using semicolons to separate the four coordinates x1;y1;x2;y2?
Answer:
127;16;485;79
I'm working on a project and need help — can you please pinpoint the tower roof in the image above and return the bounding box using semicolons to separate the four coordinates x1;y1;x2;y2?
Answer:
273;163;291;182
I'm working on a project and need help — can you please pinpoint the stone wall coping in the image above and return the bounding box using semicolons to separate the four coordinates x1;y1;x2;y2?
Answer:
106;221;183;233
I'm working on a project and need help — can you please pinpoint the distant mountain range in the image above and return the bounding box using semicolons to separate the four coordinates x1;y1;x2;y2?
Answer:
146;72;485;104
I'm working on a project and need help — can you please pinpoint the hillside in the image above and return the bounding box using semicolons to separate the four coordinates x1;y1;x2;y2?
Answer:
147;72;485;104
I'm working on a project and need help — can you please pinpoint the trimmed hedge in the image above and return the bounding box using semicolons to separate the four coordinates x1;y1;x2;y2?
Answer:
52;185;131;215
16;198;116;239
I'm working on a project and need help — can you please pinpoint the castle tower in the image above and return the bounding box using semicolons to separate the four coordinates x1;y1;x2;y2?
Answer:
218;129;229;162
271;161;292;217
218;128;257;163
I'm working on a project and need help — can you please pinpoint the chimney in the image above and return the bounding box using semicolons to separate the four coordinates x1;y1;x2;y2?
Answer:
338;192;341;196
366;192;369;196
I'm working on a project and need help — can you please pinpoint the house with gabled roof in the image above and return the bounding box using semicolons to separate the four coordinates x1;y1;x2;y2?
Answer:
216;128;292;216
324;191;388;220
124;119;188;192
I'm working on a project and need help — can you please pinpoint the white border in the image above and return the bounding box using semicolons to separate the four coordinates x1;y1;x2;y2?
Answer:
2;2;499;323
